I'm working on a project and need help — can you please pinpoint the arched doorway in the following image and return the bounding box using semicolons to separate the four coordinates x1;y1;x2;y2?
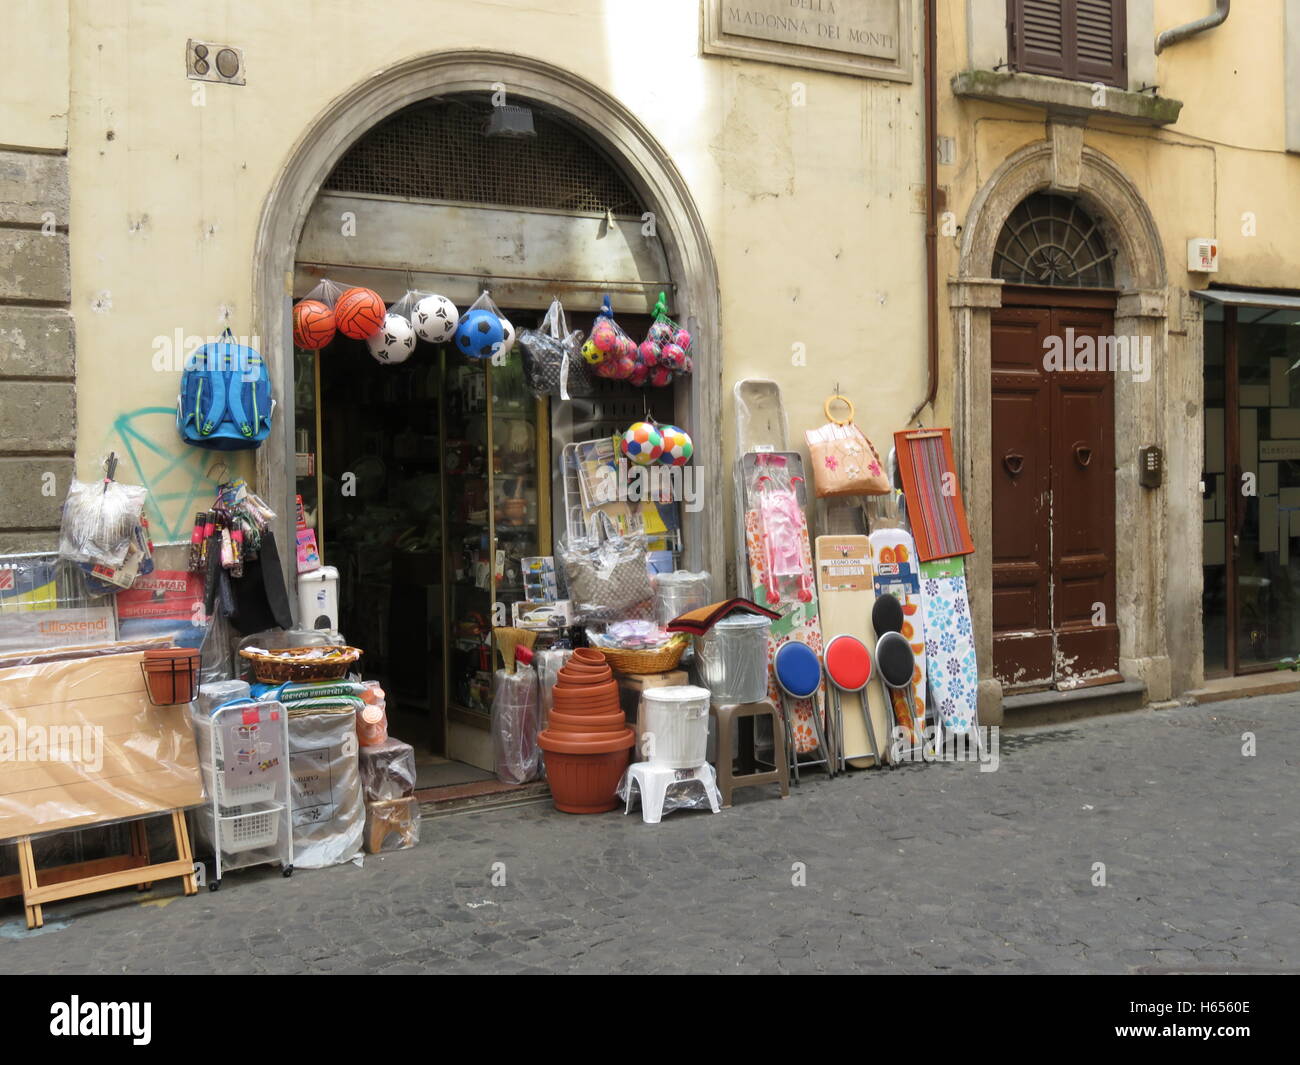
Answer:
949;140;1171;714
989;192;1119;690
251;52;720;768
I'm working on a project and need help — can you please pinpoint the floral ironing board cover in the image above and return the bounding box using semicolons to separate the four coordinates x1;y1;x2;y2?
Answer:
920;556;978;733
867;529;927;750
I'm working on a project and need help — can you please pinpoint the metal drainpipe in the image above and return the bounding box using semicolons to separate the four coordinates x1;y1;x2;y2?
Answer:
1156;0;1230;54
907;0;938;426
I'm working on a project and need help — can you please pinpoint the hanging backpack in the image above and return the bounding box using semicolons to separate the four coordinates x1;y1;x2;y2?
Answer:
177;329;274;450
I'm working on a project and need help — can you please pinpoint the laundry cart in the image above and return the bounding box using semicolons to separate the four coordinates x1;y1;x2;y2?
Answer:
191;699;294;890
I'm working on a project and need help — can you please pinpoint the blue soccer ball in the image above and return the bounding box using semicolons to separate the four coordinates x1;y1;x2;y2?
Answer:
455;309;505;359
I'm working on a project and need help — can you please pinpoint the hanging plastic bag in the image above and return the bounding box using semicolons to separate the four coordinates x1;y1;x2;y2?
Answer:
803;394;890;498
454;289;514;362
491;666;541;784
58;465;148;568
556;511;654;621
518;298;595;400
583;295;637;380
636;291;694;388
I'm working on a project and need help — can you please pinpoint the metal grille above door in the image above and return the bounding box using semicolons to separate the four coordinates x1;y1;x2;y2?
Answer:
323;97;647;216
993;192;1116;289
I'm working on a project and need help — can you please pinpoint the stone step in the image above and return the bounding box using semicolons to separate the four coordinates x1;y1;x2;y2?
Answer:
1001;679;1148;727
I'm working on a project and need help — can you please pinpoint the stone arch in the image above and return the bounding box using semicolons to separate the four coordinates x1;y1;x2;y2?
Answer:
251;49;722;575
949;137;1173;720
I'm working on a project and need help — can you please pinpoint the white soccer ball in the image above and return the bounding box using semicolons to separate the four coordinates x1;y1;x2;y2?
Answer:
495;317;516;359
367;313;417;364
412;294;459;343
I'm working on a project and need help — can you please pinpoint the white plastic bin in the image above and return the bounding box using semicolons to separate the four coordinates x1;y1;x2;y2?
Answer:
217;804;283;853
642;685;711;769
297;565;340;631
694;614;772;704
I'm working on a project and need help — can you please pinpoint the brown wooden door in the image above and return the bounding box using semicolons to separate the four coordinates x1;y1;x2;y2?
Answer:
991;291;1120;689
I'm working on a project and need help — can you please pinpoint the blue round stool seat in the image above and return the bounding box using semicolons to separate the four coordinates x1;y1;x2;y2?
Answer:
774;641;821;699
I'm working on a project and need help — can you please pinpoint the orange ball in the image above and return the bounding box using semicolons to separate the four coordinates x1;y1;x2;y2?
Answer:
292;299;336;350
334;287;385;340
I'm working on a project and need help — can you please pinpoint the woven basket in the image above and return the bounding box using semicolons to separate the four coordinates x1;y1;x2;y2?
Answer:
597;635;688;675
239;645;362;683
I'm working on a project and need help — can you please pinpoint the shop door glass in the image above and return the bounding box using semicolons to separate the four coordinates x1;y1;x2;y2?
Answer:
1233;305;1300;668
1201;304;1227;675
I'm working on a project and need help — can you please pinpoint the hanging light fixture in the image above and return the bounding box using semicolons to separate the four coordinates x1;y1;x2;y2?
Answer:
485;104;536;138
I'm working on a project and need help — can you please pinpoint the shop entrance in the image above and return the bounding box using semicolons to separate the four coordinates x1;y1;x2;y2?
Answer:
288;92;683;777
987;193;1121;691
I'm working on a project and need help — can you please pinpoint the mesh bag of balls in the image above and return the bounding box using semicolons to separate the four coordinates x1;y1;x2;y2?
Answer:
581;303;639;382
636;302;694;388
517;297;595;399
621;419;694;469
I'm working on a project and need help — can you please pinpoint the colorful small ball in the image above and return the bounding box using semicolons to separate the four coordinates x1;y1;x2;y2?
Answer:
649;365;674;388
455;309;504;359
629;363;650;387
335;287;386;340
649;321;673;345
672;328;692;350
638;339;660;367
366;313;417;364
659;342;686;369
293;299;336;350
412;294;459;343
658;425;694;466
592;322;617;353
621;421;664;465
682;355;694;374
581;338;604;365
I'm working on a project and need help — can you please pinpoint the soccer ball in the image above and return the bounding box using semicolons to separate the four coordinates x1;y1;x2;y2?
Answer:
495;317;516;359
621;421;664;466
581;339;604;365
412;294;459;343
367;313;417;364
658;425;693;466
455;309;504;359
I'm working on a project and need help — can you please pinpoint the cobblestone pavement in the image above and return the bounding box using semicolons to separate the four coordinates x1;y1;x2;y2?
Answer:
2;695;1297;974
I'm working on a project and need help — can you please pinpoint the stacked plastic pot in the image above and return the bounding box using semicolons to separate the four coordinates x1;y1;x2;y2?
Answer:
537;648;635;813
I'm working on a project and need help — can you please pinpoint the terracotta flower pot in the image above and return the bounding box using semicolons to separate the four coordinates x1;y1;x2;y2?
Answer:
548;709;626;732
538;727;634;814
571;648;606;666
141;648;200;706
551;693;620;716
554;669;611;687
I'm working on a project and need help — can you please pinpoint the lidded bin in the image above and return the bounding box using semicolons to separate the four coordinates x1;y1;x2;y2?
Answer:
693;614;771;704
641;685;711;769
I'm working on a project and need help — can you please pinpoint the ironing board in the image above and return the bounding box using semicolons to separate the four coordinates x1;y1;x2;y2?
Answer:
815;535;889;767
920;557;979;735
867;529;927;753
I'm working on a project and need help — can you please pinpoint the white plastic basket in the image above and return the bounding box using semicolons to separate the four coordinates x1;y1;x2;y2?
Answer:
217;805;282;853
197;714;280;807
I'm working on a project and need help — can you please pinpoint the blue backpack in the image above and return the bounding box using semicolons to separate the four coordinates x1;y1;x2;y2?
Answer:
177;329;274;450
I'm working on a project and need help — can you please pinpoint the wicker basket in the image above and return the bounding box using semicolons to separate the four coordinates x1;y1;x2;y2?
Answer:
239;645;362;683
597;635;688;675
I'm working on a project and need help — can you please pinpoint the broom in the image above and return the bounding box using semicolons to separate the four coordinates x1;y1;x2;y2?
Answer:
493;627;538;675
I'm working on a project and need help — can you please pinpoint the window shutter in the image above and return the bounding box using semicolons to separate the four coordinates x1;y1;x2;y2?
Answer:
1009;1;1127;87
1011;0;1068;77
1074;0;1126;87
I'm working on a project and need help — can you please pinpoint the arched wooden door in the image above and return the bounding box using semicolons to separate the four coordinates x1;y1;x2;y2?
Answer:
989;195;1121;691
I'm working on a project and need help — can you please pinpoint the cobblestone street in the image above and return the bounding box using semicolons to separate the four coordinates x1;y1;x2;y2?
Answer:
3;695;1297;975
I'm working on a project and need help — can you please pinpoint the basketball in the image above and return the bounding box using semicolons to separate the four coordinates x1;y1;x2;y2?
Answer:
334;286;385;340
293;299;335;350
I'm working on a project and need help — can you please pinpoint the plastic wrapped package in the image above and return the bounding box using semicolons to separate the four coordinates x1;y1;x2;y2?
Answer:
534;649;571;723
197;679;250;716
556;513;654;622
359;738;417;802
364;797;420;853
653;570;712;627
734;379;790;457
287;704;364;868
0;650;204;843
491;668;541;785
58;477;148;567
518;297;595;400
617;761;721;815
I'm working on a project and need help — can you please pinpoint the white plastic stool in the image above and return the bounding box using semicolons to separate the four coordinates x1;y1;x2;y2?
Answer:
623;761;723;824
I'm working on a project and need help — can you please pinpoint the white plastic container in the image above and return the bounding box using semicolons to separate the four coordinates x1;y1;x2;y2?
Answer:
297;565;339;631
642;685;711;769
694;614;772;704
